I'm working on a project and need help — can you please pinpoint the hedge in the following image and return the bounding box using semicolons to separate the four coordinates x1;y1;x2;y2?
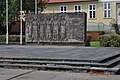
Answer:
0;35;25;42
99;34;120;47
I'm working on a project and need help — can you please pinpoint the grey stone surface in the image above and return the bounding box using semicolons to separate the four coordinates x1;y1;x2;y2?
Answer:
25;13;86;43
14;71;89;80
10;70;120;80
0;45;120;61
88;76;120;80
0;68;31;80
0;68;120;80
0;69;119;80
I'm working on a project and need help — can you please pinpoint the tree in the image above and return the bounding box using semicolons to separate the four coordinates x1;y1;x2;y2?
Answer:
0;0;47;33
0;0;6;30
0;0;20;33
23;0;47;13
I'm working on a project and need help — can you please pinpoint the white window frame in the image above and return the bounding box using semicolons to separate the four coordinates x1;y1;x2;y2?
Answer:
103;3;111;18
60;5;67;13
88;4;96;18
74;5;82;12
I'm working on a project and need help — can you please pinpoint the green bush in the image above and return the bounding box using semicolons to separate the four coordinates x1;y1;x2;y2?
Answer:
0;35;25;42
85;34;92;46
0;35;6;42
100;34;120;47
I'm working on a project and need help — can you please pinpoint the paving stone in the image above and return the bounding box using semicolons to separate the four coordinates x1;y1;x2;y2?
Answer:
0;68;120;80
88;76;120;80
13;71;120;80
13;71;62;80
0;68;31;80
13;71;89;80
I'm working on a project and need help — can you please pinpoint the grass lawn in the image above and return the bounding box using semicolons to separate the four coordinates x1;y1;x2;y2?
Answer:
90;41;100;47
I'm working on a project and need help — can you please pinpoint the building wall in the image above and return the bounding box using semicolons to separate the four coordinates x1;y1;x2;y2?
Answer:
44;1;120;31
99;0;120;2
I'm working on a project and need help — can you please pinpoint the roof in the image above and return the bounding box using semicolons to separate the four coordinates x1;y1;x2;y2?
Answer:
48;0;98;3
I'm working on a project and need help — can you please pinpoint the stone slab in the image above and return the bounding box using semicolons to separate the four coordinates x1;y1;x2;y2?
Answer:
0;68;31;80
0;69;120;80
13;70;120;80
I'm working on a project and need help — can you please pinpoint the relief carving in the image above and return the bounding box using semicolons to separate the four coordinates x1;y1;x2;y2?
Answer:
26;13;86;43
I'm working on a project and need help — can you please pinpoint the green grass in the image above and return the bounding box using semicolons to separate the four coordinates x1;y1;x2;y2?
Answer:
90;41;100;47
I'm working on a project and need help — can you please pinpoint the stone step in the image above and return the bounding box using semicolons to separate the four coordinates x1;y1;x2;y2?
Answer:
100;54;120;63
104;57;120;68
0;63;119;75
90;67;120;75
0;60;105;67
0;63;90;73
0;56;118;64
114;64;120;68
114;64;120;74
0;53;119;63
0;57;119;68
0;57;94;63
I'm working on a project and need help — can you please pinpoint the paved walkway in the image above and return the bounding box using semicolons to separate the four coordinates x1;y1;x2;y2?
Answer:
0;69;120;80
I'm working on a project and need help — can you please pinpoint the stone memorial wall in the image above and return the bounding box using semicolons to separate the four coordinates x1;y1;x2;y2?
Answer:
26;13;87;45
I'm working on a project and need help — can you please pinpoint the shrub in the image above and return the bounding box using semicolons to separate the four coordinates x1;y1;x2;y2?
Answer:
0;35;6;42
100;34;120;47
85;34;92;46
0;35;25;42
110;34;120;47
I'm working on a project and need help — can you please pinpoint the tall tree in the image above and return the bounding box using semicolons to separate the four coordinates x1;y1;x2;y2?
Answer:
0;0;47;32
23;0;47;13
0;0;6;32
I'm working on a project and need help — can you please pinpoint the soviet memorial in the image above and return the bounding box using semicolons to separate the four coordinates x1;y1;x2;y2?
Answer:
25;12;87;45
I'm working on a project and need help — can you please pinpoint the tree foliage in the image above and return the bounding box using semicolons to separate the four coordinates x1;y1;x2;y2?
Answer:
0;0;47;31
0;0;6;29
23;0;47;13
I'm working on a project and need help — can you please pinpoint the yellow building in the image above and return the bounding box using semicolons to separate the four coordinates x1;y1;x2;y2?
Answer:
44;0;120;31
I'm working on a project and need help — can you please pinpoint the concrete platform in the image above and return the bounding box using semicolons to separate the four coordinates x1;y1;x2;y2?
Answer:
0;45;119;61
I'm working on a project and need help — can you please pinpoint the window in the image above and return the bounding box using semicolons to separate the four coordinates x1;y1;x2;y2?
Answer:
89;4;96;18
60;5;67;13
74;5;82;12
104;3;111;18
